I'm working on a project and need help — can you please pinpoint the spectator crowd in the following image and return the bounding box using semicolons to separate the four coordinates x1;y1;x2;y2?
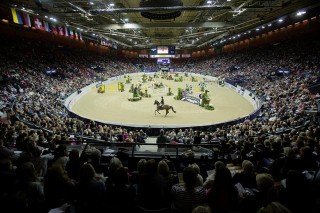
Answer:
0;34;320;213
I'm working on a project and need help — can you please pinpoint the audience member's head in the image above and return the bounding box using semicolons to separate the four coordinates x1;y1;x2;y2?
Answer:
256;173;274;192
242;160;255;174
157;159;170;176
192;205;211;213
261;202;292;213
78;163;96;182
183;166;198;189
109;157;123;175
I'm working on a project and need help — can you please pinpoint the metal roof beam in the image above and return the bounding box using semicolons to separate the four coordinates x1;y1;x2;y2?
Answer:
97;22;230;30
90;5;231;14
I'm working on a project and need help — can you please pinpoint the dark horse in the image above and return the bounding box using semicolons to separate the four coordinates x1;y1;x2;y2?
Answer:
154;100;176;117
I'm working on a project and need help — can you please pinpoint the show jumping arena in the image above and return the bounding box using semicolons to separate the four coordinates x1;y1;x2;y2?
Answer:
67;73;257;128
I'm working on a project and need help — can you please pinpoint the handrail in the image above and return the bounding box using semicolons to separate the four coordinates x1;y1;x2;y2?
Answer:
56;140;218;159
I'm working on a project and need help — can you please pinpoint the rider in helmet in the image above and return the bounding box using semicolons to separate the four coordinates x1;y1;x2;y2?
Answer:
160;96;164;108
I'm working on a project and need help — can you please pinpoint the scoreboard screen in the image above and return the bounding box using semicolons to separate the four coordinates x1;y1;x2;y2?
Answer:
157;46;169;54
150;46;175;57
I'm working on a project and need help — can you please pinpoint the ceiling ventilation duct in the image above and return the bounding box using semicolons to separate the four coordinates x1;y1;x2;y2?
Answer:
140;0;183;20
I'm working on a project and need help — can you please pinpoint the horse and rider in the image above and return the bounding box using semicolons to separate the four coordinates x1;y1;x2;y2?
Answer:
154;97;176;117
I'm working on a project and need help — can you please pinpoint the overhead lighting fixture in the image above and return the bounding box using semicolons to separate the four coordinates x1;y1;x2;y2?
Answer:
296;11;306;16
278;19;283;22
268;23;272;27
207;0;212;4
109;3;115;7
233;8;246;17
89;2;94;5
49;17;57;22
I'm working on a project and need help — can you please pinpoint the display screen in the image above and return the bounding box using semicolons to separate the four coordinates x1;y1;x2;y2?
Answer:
151;46;175;56
157;46;169;54
157;58;170;65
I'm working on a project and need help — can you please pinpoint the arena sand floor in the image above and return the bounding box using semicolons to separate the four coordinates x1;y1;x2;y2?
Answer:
70;74;254;128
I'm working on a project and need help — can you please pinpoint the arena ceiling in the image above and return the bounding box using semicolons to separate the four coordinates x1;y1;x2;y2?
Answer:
5;0;320;49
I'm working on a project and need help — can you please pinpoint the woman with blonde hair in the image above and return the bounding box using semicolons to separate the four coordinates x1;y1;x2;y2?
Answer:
191;163;203;187
158;159;179;200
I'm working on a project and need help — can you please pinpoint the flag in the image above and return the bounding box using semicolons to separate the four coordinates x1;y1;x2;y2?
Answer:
69;29;74;38
58;25;64;36
11;8;24;24
52;25;58;35
23;13;31;27
64;26;69;37
75;31;78;40
33;17;44;30
43;21;51;32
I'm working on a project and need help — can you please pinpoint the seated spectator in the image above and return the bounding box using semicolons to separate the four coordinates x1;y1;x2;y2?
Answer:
192;205;211;213
191;163;204;187
137;159;169;211
279;170;312;213
106;157;123;188
255;173;278;209
171;167;206;213
106;166;136;212
260;201;292;213
51;144;68;169
203;161;226;189
0;138;14;159
10;162;45;213
44;164;75;210
206;167;239;213
296;146;318;172
0;158;16;209
233;160;257;189
88;148;108;177
75;163;106;213
157;159;179;200
130;158;147;186
65;149;83;181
